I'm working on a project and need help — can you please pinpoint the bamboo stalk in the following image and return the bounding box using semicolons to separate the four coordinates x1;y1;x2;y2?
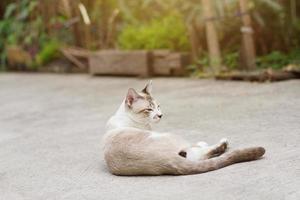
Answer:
61;0;72;18
188;22;201;61
201;0;222;74
78;3;92;49
106;9;120;48
239;0;256;70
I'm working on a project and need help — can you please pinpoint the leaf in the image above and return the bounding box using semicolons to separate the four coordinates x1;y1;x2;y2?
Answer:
4;3;17;19
16;0;37;21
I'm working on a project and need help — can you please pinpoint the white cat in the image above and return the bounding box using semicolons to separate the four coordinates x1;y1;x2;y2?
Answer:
103;81;265;175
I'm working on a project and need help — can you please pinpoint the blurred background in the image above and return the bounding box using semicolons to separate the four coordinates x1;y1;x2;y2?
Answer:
0;0;299;79
0;2;299;198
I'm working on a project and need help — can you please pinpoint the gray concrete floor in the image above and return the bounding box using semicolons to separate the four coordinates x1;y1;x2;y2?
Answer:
0;73;299;200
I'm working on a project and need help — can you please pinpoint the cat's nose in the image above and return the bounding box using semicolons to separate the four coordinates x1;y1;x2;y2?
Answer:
158;114;163;119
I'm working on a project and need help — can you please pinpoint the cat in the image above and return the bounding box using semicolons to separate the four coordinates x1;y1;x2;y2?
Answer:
102;81;265;175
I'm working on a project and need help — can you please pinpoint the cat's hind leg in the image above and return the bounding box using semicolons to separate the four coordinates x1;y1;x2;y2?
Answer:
204;138;228;159
180;138;229;161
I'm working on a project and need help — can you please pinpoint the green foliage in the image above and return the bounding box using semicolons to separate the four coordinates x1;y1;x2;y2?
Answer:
256;50;300;69
0;0;37;69
256;51;288;69
224;52;239;70
1;0;300;73
35;40;60;66
118;14;190;51
0;0;66;70
190;51;238;72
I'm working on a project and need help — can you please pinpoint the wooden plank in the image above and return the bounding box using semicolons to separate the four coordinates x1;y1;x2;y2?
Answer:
152;51;190;76
89;50;151;77
62;47;91;58
216;70;299;82
61;49;86;69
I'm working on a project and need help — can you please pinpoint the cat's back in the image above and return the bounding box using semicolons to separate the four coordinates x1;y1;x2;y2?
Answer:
103;127;150;146
103;127;187;153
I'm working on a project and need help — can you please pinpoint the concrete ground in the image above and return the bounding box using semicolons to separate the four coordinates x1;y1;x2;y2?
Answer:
0;73;299;200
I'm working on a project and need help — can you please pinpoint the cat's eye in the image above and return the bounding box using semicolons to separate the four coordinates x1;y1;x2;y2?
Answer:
144;108;153;112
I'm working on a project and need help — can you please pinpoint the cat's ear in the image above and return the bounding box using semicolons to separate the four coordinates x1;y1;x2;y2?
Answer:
126;88;141;107
142;80;152;95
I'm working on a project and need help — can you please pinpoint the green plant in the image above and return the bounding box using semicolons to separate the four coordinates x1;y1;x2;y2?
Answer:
118;13;190;51
256;51;288;69
256;49;300;69
35;40;60;66
0;0;38;69
190;51;238;71
224;52;239;70
287;49;300;65
0;0;65;70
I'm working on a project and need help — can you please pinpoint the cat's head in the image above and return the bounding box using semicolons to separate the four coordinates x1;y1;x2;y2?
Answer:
125;81;163;124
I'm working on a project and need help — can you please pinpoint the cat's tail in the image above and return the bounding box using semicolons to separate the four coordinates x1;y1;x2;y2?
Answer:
172;147;265;175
